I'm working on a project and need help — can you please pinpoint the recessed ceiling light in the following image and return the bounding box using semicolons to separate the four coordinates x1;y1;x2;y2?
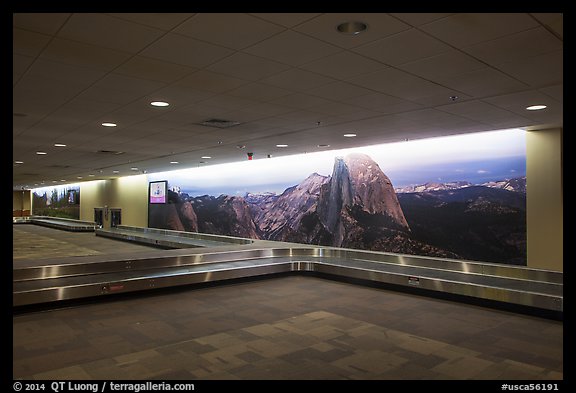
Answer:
343;133;357;138
276;144;288;148
201;156;212;159
88;174;95;177
150;101;170;107
14;161;23;164
131;167;139;171
36;151;47;155
526;105;547;111
60;179;66;182
77;176;83;179
54;143;67;147
112;170;119;174
101;122;117;127
317;144;330;148
170;161;179;164
337;21;368;35
52;180;58;183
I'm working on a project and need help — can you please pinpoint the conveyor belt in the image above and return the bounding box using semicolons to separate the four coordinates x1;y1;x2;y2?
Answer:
96;227;249;248
15;216;96;232
13;246;563;313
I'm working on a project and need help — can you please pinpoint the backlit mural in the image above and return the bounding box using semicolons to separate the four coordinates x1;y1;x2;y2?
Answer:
32;184;81;219
149;129;527;265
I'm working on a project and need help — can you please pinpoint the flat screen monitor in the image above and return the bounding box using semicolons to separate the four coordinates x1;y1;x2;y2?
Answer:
149;180;167;204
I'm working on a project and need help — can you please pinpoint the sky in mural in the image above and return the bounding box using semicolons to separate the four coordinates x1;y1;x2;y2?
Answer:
151;128;527;197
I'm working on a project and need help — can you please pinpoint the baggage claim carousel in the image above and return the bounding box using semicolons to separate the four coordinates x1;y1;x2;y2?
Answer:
13;219;563;320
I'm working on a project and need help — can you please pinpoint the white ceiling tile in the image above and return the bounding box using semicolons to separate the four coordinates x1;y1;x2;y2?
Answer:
494;49;562;87
243;30;341;67
87;74;167;104
389;13;453;26
346;67;457;102
436;100;531;126
148;85;216;104
307;82;373;102
462;27;562;65
299;51;386;80
308;101;367;116
248;13;321;28
115;123;166;137
261;68;335;92
58;13;165;54
45;98;122;123
539;84;562;102
207;52;291;81
353;28;452;66
13;13;70;35
77;86;139;105
482;90;561;116
11;12;564;187
277;110;326;123
197;94;260;111
420;13;539;48
107;13;195;31
13;54;34;82
17;57;106;88
294;13;411;49
113;56;197;84
174;13;285;50
178;70;249;93
227;83;292;101
13;93;61;120
140;33;234;68
530;13;563;38
398;50;486;81
40;38;132;71
269;93;334;110
435;67;528;98
15;77;86;108
13;28;51;57
340;93;423;114
225;103;293;122
175;103;231;120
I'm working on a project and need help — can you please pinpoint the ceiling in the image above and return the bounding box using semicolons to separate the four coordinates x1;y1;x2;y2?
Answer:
13;13;563;189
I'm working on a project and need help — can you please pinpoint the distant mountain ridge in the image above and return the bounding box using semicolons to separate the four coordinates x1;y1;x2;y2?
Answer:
395;176;526;194
148;154;526;265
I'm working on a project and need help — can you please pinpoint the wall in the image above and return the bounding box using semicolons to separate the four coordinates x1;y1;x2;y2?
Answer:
107;175;148;228
79;180;106;224
79;176;148;228
50;128;562;272
526;127;563;272
13;190;31;216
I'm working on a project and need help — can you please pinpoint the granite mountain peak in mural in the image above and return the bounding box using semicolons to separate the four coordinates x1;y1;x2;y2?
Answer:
149;153;526;264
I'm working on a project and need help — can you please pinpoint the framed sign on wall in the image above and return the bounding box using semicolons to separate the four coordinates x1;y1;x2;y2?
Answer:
149;180;167;204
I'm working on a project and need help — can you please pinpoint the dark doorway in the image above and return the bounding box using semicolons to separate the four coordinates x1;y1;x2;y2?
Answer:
94;208;103;228
110;208;121;228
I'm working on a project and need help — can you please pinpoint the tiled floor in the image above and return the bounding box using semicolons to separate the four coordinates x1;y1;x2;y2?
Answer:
13;276;562;380
13;225;157;260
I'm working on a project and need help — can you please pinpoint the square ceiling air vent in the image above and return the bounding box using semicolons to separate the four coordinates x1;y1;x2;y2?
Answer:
198;119;241;128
